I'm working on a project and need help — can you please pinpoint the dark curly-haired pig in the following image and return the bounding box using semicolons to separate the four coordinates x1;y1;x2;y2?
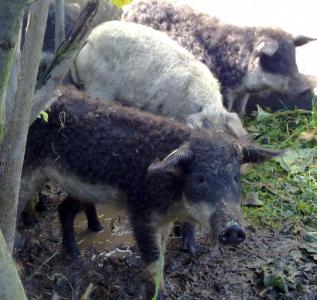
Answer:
73;20;248;253
19;86;281;293
122;0;316;115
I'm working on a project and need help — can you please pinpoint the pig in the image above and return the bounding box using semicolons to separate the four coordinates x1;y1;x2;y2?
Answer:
72;20;248;254
122;0;316;116
73;20;247;139
19;86;281;292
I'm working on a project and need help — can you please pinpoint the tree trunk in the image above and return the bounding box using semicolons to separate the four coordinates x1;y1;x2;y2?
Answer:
0;230;27;300
0;0;100;252
0;0;50;251
0;0;27;141
55;0;65;51
30;0;100;123
5;20;23;128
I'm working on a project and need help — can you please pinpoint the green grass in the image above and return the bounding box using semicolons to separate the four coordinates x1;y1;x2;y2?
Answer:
151;244;164;300
242;101;317;229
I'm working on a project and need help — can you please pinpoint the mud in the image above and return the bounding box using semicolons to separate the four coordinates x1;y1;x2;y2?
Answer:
75;205;133;256
15;187;317;299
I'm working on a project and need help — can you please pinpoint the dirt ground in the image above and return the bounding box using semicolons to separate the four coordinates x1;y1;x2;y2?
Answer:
15;187;317;300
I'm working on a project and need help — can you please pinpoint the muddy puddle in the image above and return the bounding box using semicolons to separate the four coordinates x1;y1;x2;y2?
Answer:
75;205;134;257
16;185;317;299
40;183;134;258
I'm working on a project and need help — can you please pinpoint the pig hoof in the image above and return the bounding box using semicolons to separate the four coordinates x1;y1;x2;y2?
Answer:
62;240;80;258
183;235;196;255
88;221;103;232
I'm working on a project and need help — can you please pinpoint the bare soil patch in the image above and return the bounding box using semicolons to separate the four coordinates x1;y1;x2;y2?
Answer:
15;187;317;299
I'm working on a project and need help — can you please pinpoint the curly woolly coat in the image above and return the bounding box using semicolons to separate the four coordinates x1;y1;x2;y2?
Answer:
123;0;313;113
73;21;247;137
20;86;279;289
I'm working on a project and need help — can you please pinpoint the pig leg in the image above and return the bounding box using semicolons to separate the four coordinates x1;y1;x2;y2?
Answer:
238;94;250;117
58;196;82;257
17;169;47;247
224;92;236;112
18;168;48;220
132;215;171;293
85;203;103;232
22;190;48;226
21;197;38;226
35;190;47;212
157;221;172;297
173;222;197;254
59;198;103;257
161;221;173;252
181;223;196;255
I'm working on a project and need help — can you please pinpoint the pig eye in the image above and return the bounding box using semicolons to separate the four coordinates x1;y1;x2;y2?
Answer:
196;175;206;184
260;53;289;74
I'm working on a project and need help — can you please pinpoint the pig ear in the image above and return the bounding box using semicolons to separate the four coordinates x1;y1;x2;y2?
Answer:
255;38;279;57
148;143;194;176
234;144;283;164
293;35;317;47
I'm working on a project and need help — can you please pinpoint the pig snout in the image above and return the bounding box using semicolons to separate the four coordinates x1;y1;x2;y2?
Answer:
218;224;246;246
297;88;314;102
289;74;312;97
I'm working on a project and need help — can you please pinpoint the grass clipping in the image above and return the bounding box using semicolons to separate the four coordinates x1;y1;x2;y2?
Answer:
152;244;164;300
242;103;317;229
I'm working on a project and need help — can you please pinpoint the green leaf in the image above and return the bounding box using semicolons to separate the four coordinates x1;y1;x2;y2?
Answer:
303;231;317;243
281;209;295;218
38;111;49;122
275;148;317;174
303;217;317;230
242;192;264;207
259;269;290;294
301;218;317;261
151;244;164;300
284;183;299;194
111;0;133;8
246;125;260;133
256;105;273;122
